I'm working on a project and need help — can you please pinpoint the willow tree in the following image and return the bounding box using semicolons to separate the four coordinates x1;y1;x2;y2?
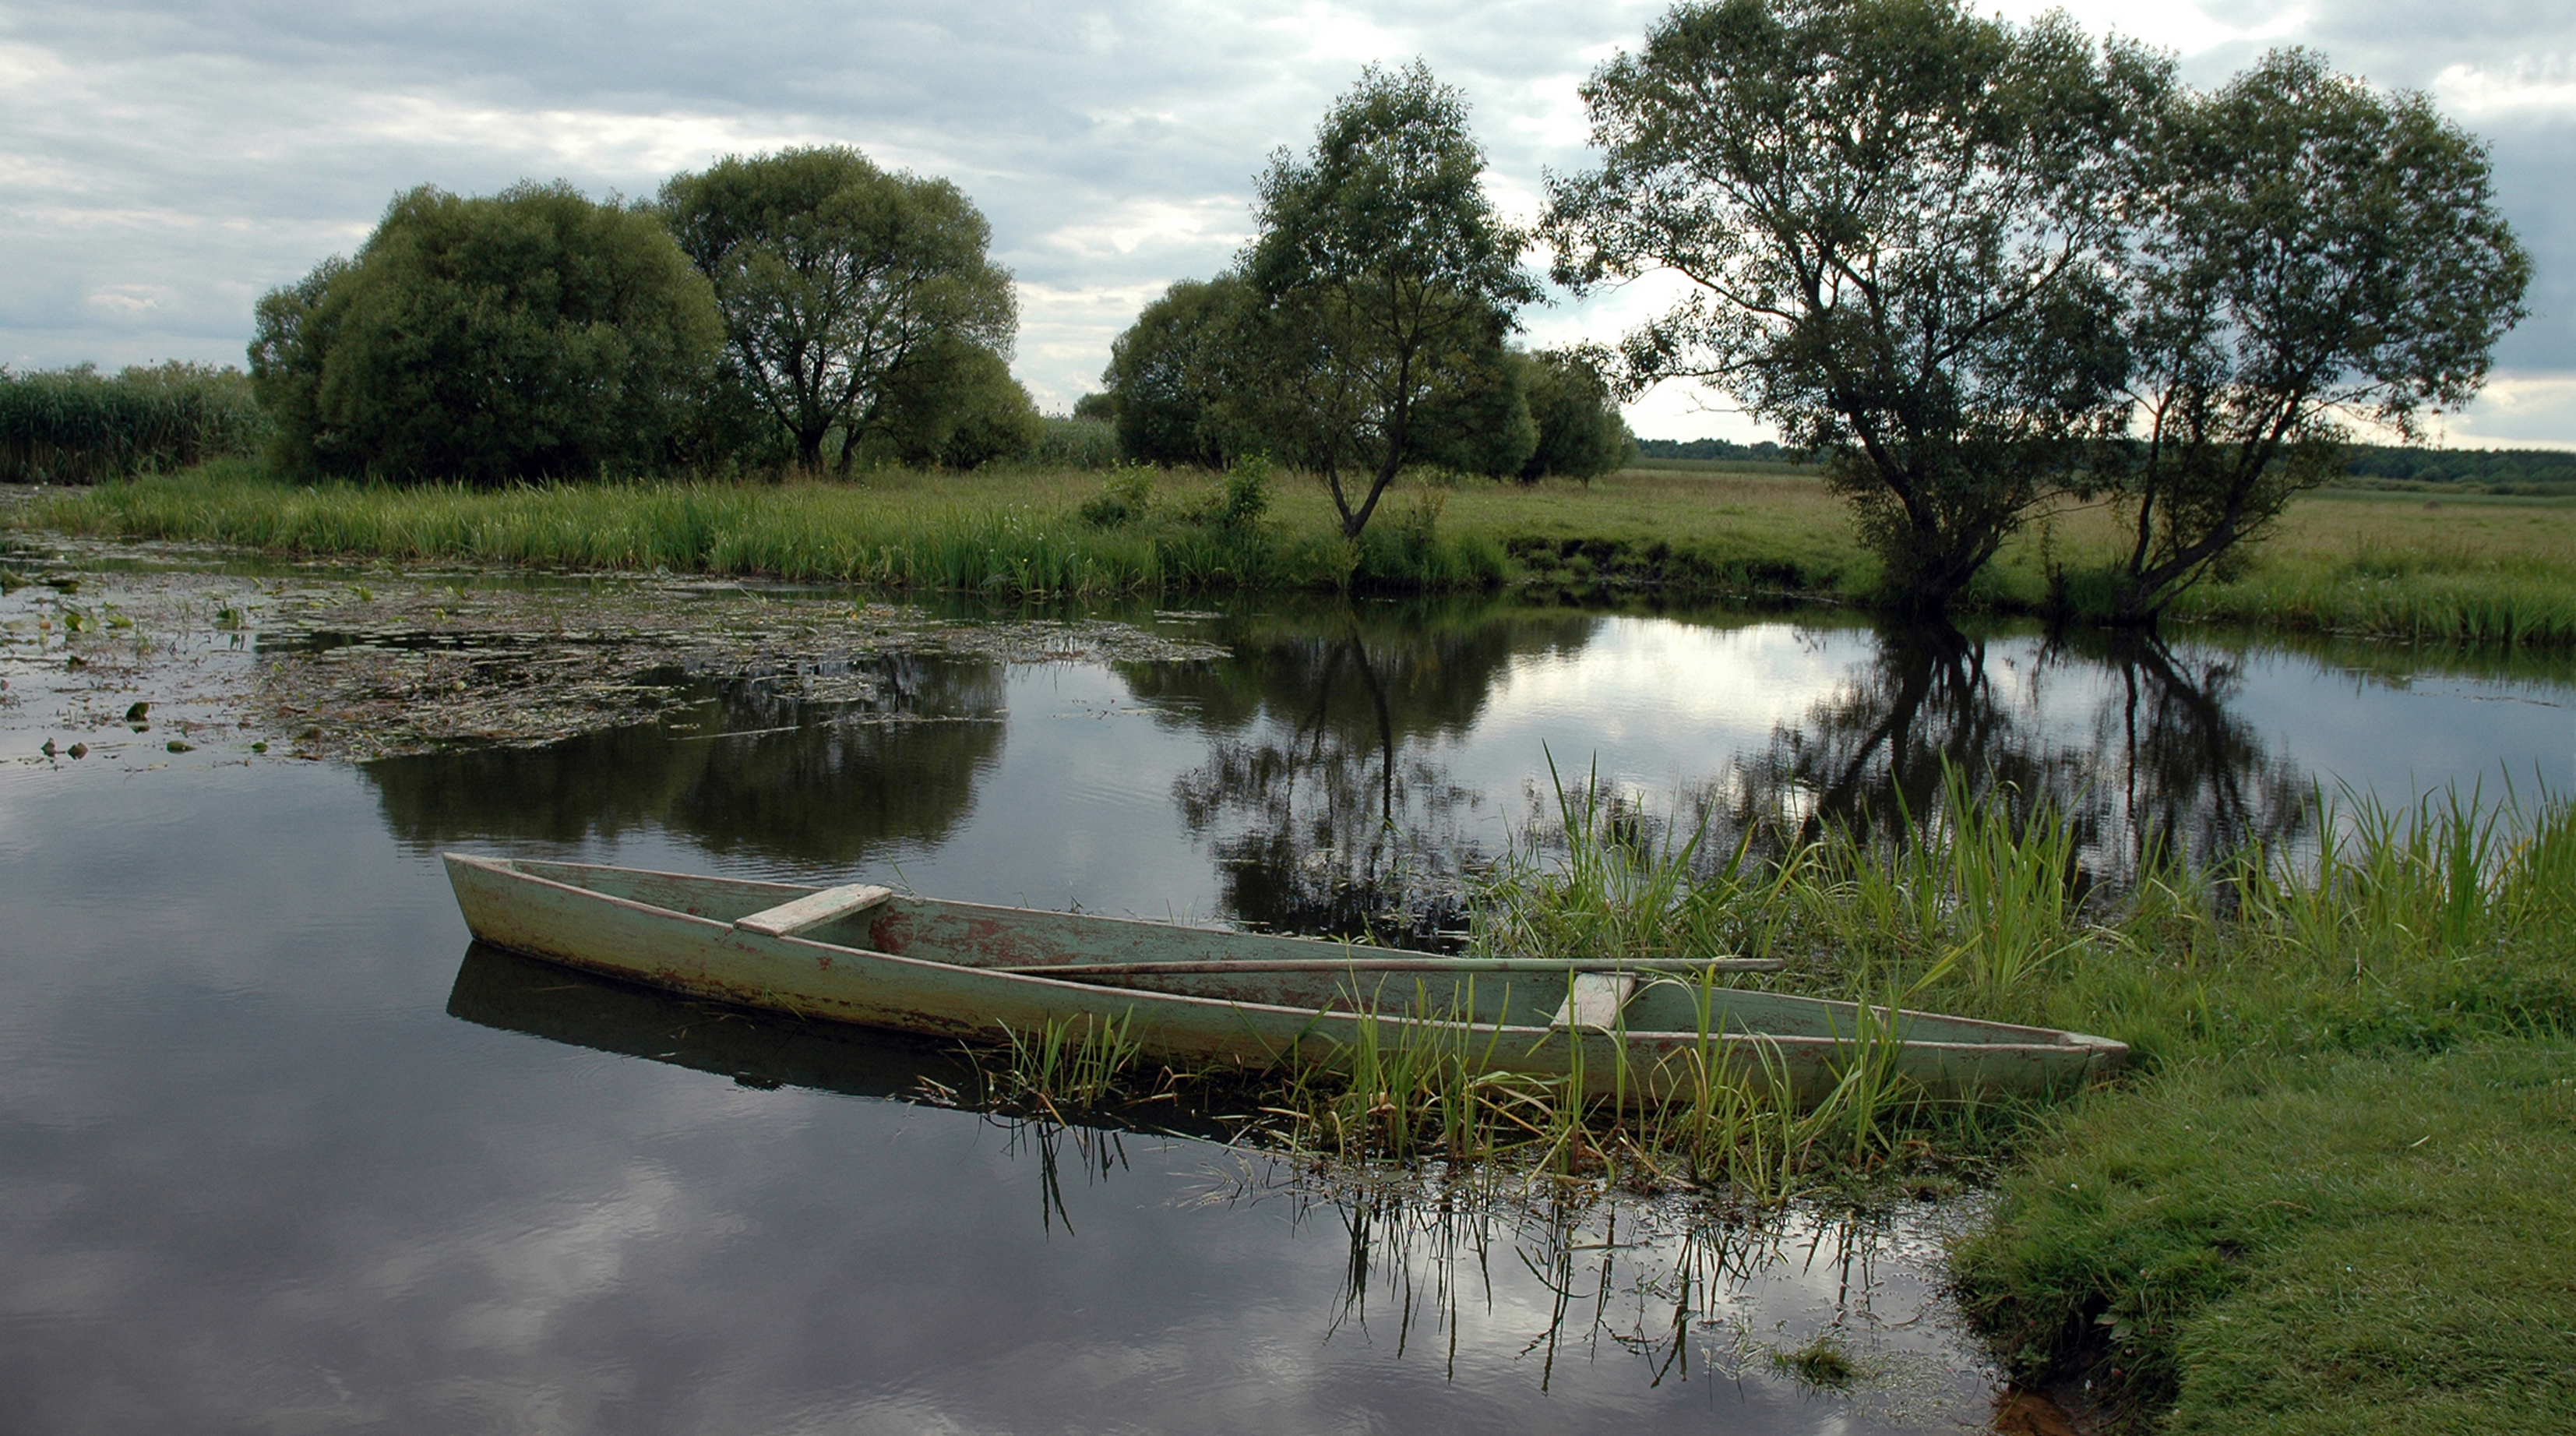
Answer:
249;183;721;484
659;147;1017;473
1545;0;2169;612
2103;51;2528;623
1248;63;1538;538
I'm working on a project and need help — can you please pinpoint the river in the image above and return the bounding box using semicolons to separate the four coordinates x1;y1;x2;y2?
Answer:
4;549;2568;1432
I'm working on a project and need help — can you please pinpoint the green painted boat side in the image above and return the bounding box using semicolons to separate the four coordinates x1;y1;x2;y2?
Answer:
441;852;2127;1104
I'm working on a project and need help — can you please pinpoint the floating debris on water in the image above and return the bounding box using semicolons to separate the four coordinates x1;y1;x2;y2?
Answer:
0;537;1229;765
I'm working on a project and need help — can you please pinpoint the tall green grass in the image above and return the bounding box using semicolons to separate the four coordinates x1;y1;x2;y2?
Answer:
1346;771;2576;1428
0;364;267;483
2162;553;2576;646
22;461;1511;595
982;768;2571;1207
1020;415;1120;471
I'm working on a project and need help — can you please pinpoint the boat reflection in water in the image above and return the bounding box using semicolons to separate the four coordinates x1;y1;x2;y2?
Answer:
447;940;995;1107
446;940;2007;1422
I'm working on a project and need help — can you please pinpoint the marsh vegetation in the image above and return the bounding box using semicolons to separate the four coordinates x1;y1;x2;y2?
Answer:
22;460;2575;647
960;757;2576;1428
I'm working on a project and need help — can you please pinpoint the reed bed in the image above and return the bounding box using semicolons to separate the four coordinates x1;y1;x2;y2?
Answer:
20;461;1510;595
971;762;2574;1427
0;364;266;483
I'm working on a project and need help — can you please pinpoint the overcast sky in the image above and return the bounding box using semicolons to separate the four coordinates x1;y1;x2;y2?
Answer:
4;0;2571;445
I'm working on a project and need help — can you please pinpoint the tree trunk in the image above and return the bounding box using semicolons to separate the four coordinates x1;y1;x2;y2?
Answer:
1339;451;1402;538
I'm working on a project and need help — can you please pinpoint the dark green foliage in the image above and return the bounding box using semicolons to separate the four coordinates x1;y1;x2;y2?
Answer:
0;362;267;483
1517;350;1635;482
864;336;1041;471
659;146;1019;474
2343;444;2576;492
1409;348;1536;478
1102;274;1259;467
1547;0;2169;612
2102;51;2532;622
1070;392;1115;423
1631;437;1806;465
1246;62;1539;536
1077;466;1154;527
1214;453;1274;532
249;182;722;484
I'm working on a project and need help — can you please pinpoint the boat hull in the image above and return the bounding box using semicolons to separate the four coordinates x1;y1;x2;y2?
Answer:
443;853;2125;1104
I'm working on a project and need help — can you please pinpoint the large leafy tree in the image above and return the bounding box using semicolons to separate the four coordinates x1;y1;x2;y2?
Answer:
1248;63;1538;537
865;334;1044;471
1517;349;1636;482
249;182;721;484
2103;51;2528;623
658;147;1017;473
1545;0;2169;612
1101;274;1260;467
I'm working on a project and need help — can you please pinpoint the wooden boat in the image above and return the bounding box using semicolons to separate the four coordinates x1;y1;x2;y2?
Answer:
443;853;2127;1103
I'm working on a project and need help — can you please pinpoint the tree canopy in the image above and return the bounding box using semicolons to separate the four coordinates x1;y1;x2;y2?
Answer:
2103;49;2529;621
659;147;1018;473
1517;350;1636;482
249;182;722;484
1247;62;1538;536
1101;274;1260;468
865;334;1044;471
1545;0;2170;611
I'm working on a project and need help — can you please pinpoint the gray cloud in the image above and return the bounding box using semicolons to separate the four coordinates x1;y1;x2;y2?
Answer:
2;0;2567;442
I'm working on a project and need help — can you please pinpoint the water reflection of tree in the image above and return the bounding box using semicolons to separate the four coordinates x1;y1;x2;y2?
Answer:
1710;621;2307;880
367;653;1006;868
1123;602;1604;940
2074;630;2310;870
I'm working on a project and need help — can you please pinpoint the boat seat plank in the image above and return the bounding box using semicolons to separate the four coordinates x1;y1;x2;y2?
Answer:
1550;972;1637;1032
734;884;893;938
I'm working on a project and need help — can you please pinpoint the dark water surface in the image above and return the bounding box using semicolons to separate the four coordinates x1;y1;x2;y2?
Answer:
5;585;2571;1433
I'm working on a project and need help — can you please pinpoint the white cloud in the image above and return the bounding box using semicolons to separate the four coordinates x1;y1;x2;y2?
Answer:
2444;369;2576;446
2435;58;2576;118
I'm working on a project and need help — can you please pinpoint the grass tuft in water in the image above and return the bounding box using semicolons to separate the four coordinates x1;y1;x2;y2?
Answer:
989;1011;1144;1118
1769;1334;1860;1389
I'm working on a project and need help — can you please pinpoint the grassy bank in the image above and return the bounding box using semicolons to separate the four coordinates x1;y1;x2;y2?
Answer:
14;460;2576;644
1959;1041;2575;1432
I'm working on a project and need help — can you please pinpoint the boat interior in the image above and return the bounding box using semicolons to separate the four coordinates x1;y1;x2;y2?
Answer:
502;858;2078;1048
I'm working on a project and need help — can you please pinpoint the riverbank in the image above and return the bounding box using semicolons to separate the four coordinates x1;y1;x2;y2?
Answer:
978;755;2576;1431
15;460;2576;645
1439;777;2576;1432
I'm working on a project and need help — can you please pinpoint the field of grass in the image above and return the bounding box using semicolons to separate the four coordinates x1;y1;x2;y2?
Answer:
1959;1041;2576;1433
13;458;2574;644
8;459;1510;595
2019;489;2576;647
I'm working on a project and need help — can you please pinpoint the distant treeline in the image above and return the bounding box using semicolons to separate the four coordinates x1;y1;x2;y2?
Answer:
1629;438;1810;466
2342;444;2576;493
1;363;267;483
1622;436;2576;494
